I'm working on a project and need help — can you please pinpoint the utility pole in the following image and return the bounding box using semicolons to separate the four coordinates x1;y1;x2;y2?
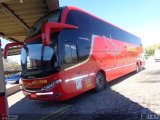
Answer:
0;39;8;119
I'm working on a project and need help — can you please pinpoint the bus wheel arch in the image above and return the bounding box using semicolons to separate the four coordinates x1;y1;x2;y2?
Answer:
94;70;107;92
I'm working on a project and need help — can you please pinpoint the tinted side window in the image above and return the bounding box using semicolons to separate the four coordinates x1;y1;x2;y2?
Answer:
65;8;142;46
66;10;92;33
63;44;78;69
64;44;72;63
71;45;78;63
79;39;91;62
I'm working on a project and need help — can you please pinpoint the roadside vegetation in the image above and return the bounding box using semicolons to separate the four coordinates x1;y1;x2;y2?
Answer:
145;44;160;56
3;59;20;71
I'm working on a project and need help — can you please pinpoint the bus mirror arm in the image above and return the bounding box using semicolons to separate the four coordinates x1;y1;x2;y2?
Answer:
42;22;78;46
3;42;24;59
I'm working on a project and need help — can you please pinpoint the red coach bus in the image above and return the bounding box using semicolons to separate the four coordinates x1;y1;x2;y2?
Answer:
16;6;145;101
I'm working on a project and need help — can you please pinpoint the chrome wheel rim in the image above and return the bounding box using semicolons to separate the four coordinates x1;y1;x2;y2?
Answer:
96;73;104;88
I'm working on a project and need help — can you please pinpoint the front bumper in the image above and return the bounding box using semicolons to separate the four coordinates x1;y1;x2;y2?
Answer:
21;79;63;101
23;90;56;101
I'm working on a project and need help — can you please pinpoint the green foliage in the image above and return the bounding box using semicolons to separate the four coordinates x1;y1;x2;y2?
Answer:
145;44;160;56
146;48;154;56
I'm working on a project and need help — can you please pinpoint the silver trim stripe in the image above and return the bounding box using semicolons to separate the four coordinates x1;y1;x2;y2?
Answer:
36;92;53;96
89;73;94;76
65;73;95;82
23;91;53;96
105;63;136;72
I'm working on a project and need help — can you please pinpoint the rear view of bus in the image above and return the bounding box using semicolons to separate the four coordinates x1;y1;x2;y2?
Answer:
20;6;145;101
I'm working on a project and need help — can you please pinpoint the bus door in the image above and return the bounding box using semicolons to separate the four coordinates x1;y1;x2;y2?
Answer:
106;36;119;81
78;33;95;90
62;42;83;94
118;46;130;77
114;41;125;77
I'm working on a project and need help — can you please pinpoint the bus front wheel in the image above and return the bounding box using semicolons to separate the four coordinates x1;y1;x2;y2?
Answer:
95;71;106;92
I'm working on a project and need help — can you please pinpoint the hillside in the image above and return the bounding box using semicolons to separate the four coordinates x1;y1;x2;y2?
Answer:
3;59;21;71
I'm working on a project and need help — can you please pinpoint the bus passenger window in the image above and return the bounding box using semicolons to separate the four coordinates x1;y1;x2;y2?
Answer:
71;45;78;63
64;44;72;63
63;44;78;68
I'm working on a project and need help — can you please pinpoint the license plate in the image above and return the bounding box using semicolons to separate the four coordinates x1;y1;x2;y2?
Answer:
30;93;37;98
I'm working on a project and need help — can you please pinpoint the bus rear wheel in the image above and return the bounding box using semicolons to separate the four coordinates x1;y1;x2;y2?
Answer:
95;71;106;92
136;63;140;73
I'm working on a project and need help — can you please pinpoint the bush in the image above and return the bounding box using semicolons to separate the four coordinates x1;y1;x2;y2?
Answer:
146;48;154;56
145;44;160;56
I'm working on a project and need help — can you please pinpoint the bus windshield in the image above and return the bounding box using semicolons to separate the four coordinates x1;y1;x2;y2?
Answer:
26;9;61;39
21;34;59;78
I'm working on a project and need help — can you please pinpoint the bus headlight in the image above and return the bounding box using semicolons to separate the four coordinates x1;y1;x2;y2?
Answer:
41;79;62;91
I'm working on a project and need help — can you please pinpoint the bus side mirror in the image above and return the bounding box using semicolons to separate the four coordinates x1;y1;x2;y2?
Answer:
42;22;78;46
3;42;23;59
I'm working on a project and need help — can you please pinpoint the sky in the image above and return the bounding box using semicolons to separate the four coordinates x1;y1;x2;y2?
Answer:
1;0;160;63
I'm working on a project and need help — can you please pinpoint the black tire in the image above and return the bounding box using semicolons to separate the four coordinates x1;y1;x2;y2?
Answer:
95;71;106;92
136;63;140;73
139;63;142;71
